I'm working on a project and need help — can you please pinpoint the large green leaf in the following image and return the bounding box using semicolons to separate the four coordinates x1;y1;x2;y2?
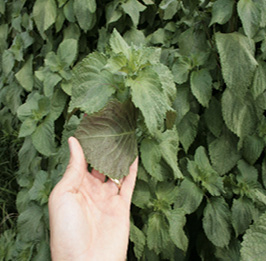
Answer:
166;209;188;252
140;138;164;181
237;0;260;39
190;69;212;107
33;0;57;36
15;55;33;92
121;0;146;26
209;0;234;26
231;197;255;237
252;61;266;99
222;89;258;139
130;222;146;259
175;177;204;214
74;0;96;32
68;52;116;114
75;100;138;179
241;211;266;261
215;32;258;96
129;67;170;135
203;197;231;248
209;129;240;175
147;212;170;254
177;112;199;153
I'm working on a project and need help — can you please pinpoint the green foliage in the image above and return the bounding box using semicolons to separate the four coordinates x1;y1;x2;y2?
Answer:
1;0;266;260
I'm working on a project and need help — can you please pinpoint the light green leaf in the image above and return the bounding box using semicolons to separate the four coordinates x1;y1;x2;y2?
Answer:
237;0;260;39
17;93;42;122
74;0;96;32
152;63;176;104
63;0;76;22
68;52;116;114
129;67;170;135
2;50;15;76
32;117;56;156
215;32;258;96
203;197;231;248
177;112;199;153
15;55;34;92
121;0;146;26
140;138;164;181
57;39;78;66
130;222;146;259
175;177;204;214
166;209;188;252
123;28;146;46
19;118;37;138
109;29;130;57
209;129;240;175
190;69;212;107
232;197;255;237
172;57;191;84
147;212;170;254
241;211;266;261
159;129;182;179
222;89;258;138
33;0;57;36
209;0;234;26
252;61;266;99
106;0;123;25
159;0;179;20
75;100;138;179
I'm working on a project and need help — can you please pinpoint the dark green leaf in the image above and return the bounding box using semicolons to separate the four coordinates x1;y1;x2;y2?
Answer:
216;32;258;96
203;197;231;248
166;209;188;252
190;69;212;107
147;212;170;254
232;197;255;237
222;89;258;138
175;177;204;214
75;100;138;179
130;222;146;259
209;129;240;175
177;112;199;153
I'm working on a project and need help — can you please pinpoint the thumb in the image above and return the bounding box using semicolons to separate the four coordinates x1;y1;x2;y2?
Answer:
61;136;88;192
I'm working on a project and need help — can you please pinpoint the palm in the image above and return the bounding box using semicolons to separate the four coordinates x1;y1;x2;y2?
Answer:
49;137;137;261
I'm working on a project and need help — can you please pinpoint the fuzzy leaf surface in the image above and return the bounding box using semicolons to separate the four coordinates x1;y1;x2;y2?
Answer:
68;52;116;114
75;100;138;179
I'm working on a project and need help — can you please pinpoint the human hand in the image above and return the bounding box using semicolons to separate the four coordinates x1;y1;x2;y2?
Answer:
48;137;138;261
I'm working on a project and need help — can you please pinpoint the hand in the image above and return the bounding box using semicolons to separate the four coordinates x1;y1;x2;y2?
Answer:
48;137;138;261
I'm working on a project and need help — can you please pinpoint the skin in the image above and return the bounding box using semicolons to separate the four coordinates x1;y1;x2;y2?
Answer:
48;137;138;261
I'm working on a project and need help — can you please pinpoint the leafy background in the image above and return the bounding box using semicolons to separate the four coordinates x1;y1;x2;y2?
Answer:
1;0;266;260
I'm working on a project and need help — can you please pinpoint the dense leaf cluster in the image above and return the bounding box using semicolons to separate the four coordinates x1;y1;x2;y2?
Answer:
1;0;266;260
